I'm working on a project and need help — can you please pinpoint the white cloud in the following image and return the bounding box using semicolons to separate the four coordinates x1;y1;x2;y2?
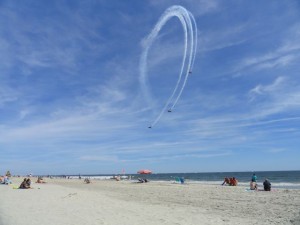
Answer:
249;76;286;101
80;155;119;162
247;76;300;118
233;23;300;75
199;24;249;52
266;148;287;153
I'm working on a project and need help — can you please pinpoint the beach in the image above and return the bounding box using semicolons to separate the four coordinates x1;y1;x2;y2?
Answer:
0;178;300;225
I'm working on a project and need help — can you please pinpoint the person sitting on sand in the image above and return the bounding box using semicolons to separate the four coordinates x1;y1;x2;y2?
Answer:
114;176;121;181
19;178;30;189
137;178;148;183
222;177;230;186
263;179;271;191
84;178;91;184
26;178;31;188
4;176;12;184
230;177;238;186
36;177;46;183
250;180;257;190
1;176;10;185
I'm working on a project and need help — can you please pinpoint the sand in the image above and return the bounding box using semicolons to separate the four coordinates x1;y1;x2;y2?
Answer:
0;178;300;225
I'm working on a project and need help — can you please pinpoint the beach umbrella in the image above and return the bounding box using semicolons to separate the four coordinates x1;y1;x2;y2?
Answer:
137;169;152;174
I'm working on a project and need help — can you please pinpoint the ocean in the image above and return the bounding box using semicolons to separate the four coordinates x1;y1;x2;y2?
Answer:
61;170;300;189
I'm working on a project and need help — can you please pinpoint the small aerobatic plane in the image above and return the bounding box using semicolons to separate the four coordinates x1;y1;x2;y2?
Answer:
148;126;152;129
168;109;172;112
189;71;192;74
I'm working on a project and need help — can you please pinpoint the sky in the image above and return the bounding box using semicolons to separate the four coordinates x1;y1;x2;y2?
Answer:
1;0;300;175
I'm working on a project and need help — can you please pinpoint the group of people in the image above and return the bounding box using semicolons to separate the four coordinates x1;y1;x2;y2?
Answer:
19;178;32;189
0;176;12;185
19;177;47;189
250;173;272;191
137;178;149;183
173;177;185;184
222;173;272;191
222;177;238;186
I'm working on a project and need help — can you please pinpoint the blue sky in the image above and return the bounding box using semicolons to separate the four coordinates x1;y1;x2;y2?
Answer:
1;0;300;175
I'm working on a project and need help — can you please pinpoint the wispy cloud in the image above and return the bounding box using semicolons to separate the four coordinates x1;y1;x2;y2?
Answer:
265;148;287;153
199;24;250;52
247;76;300;118
232;23;300;76
249;76;286;101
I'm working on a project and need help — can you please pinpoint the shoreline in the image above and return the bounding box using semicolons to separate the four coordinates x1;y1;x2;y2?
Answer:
39;170;300;190
1;177;300;225
37;176;300;190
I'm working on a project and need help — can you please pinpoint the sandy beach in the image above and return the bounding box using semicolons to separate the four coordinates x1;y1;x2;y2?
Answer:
0;177;300;225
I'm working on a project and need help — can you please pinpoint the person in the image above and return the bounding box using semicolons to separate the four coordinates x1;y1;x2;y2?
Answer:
6;171;11;177
137;178;148;183
250;180;257;190
36;177;46;183
84;178;91;184
26;178;31;187
222;177;230;185
251;173;257;182
138;178;144;183
19;178;31;189
263;179;271;191
3;176;12;184
230;177;238;186
19;178;27;189
179;177;184;184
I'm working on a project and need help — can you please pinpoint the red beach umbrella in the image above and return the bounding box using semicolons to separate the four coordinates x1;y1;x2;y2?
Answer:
137;169;152;174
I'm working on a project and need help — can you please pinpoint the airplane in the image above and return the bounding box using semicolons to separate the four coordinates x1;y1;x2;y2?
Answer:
168;109;172;112
148;126;152;128
189;71;192;74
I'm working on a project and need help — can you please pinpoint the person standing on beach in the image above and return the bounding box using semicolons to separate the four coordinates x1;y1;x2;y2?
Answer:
251;173;257;182
251;173;258;190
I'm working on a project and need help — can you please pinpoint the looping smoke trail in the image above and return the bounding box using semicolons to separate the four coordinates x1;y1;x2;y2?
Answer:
139;5;197;128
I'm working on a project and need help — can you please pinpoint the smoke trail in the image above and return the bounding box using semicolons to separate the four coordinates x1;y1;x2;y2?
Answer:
146;10;189;128
139;5;197;127
189;12;198;70
140;6;188;106
169;12;197;111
